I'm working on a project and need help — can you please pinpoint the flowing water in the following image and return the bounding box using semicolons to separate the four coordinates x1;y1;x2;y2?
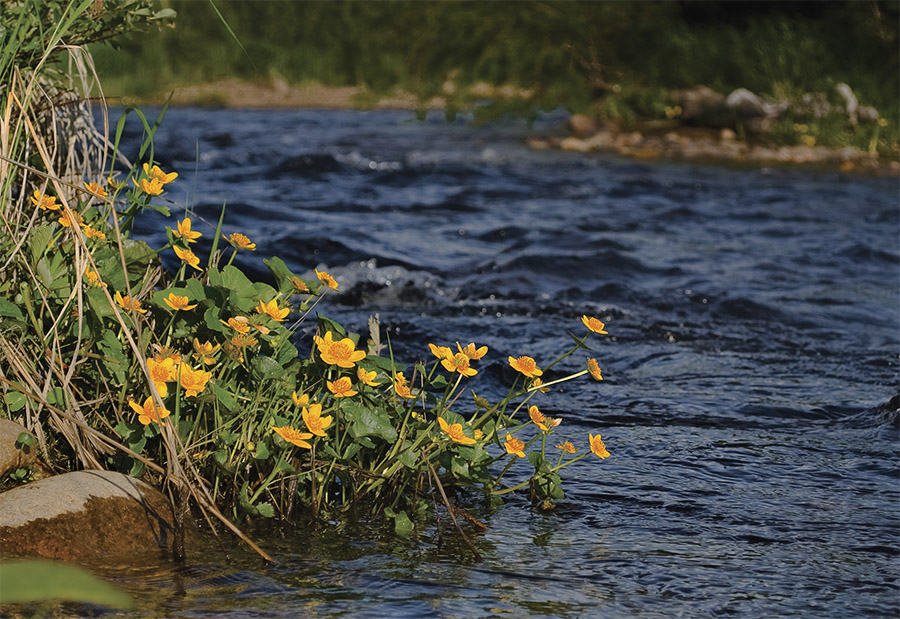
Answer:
86;107;899;617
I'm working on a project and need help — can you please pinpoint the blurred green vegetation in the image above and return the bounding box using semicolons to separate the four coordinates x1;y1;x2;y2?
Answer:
89;1;897;150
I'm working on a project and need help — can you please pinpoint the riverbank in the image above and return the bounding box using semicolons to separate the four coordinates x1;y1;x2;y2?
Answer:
106;79;899;177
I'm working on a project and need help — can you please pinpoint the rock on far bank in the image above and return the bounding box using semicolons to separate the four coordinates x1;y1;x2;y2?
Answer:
0;470;194;562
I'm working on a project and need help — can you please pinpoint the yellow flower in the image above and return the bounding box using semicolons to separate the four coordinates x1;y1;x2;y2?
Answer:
147;356;176;398
314;331;366;368
84;268;105;288
508;355;542;378
58;211;83;228
531;378;550;393
437;416;476;445
163;293;197;311
474;429;484;439
255;298;289;322
222;316;251;334
394;375;414;400
291;276;309;293
129;396;170;426
137;177;164;196
192;338;220;365
107;176;126;191
589;433;610;459
504;434;525;458
179;364;211;398
153;347;182;367
31;190;59;211
83;182;108;199
801;135;816;148
582;315;608;334
315;268;339;290
457;342;487;360
878;117;888;128
114;290;147;314
272;426;313;449
173;245;202;271
555;441;576;454
327;376;358;398
81;224;106;240
587;358;603;381
175;218;202;243
428;343;453;359
231;333;258;348
441;351;477;377
302;403;333;437
227;232;256;251
292;392;309;407
357;367;381;386
529;404;549;431
142;163;178;185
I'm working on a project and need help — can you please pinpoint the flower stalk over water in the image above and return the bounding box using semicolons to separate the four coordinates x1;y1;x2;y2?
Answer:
173;245;202;271
228;232;256;251
315;268;339;291
509;355;543;378
175;217;202;243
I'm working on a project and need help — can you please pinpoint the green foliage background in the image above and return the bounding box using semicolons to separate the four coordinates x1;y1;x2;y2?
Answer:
90;0;899;120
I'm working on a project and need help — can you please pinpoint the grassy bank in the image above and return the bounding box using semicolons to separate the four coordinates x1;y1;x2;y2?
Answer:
88;1;899;156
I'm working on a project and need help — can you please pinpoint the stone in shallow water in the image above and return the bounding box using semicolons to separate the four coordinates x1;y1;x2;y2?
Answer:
0;470;195;561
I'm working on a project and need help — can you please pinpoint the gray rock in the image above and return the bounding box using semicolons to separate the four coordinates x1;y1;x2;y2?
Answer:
858;105;880;123
835;83;859;125
796;92;832;119
726;88;767;118
0;470;196;561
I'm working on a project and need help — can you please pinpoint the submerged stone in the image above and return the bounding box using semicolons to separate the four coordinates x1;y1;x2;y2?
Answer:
0;470;196;561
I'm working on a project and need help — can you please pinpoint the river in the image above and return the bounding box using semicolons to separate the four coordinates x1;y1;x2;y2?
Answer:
95;107;899;617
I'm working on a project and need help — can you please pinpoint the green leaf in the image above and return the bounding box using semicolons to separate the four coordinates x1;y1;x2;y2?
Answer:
220;265;256;299
0;559;133;608
251;356;283;381
256;502;275;518
122;239;157;269
15;431;35;448
263;256;299;293
211;383;236;411
397;448;419;469
0;297;25;320
391;510;414;537
343;400;397;443
98;329;128;384
316;314;349;339
27;224;53;266
253;440;271;460
3;391;26;412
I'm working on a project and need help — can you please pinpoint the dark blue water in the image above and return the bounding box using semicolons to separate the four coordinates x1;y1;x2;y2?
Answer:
111;108;898;617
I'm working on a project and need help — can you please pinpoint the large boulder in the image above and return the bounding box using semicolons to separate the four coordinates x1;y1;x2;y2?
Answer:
0;470;196;561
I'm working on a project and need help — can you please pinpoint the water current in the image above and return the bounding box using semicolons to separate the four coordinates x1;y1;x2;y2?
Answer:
91;107;899;617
